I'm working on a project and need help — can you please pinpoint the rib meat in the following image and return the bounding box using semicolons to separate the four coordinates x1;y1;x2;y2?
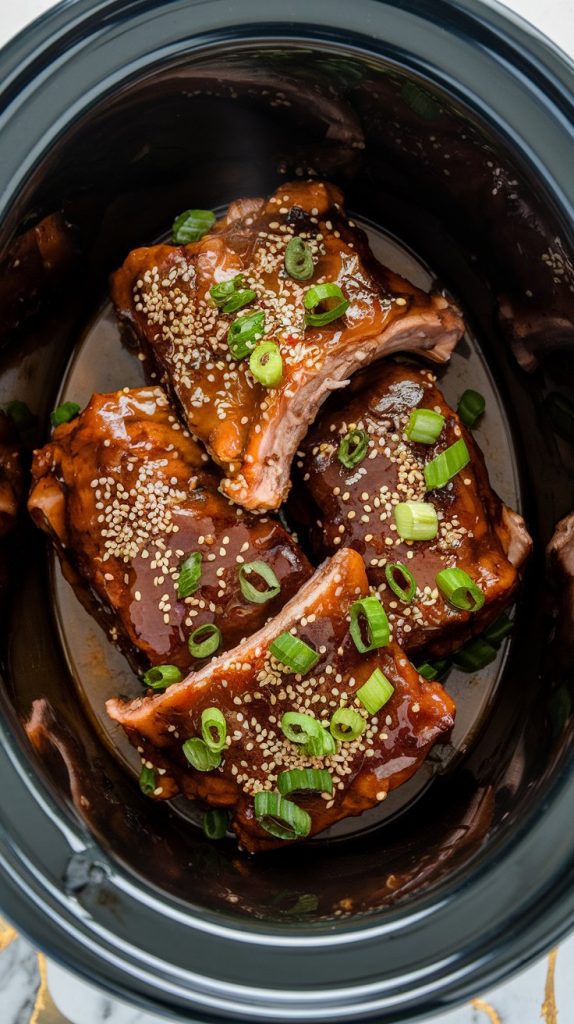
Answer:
289;362;532;658
106;548;455;853
111;180;464;510
28;387;311;672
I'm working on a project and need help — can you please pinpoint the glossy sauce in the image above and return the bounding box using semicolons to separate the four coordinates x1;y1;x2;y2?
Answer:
52;217;521;840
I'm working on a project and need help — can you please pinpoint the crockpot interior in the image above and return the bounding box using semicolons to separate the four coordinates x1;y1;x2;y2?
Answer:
1;38;573;931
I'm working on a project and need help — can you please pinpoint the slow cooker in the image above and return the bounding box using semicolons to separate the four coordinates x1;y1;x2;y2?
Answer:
0;0;573;1020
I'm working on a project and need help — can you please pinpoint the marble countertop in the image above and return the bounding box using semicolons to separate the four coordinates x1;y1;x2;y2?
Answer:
1;1;573;1022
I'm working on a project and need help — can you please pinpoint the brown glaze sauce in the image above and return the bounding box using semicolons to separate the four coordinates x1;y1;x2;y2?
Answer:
52;219;521;839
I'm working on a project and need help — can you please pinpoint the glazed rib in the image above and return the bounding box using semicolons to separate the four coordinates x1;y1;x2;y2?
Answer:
111;180;463;510
106;548;455;853
288;362;532;657
28;387;311;672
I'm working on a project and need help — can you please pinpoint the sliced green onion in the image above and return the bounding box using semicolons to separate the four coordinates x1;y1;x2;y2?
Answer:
238;560;281;604
210;274;244;306
483;613;513;647
182;737;221;772
436;567;485;612
457;389;485;428
4;400;33;430
188;623;221;659
284;237;314;280
139;765;156;796
405;408;445;444
281;711;322;744
301;728;337;757
424;438;470;490
51;402;80;427
384;562;417;602
177;551;202;599
277;768;333;796
172;208;215;243
203;808;229;839
283;893;319;915
349;596;389;653
394;501;438;540
304;282;349;327
338;428;369;469
249;341;283;388
270;633;320;674
143;664;183;690
417;661;439;681
254;791;311;840
453;638;497;672
227;310;266;359
201;707;227;752
330;707;365;742
356;668;394;715
222;289;256;314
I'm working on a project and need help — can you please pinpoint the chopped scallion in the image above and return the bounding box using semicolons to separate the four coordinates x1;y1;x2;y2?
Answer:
483;613;513;647
188;623;221;659
172;208;215;243
329;707;365;742
254;791;311;840
270;633;320;674
457;389;485;428
281;711;322;744
139;765;156;796
436;567;485;612
238;560;281;604
304;282;349;327
182;737;221;772
453;638;497;671
284;237;314;280
338;428;369;469
177;551;202;599
201;707;227;752
143;664;183;690
277;768;333;796
394;501;438;541
227;310;266;359
249;341;283;388
424;438;470;490
349;596;389;653
51;402;80;427
405;408;445;444
356;668;394;714
384;562;417;602
203;808;229;839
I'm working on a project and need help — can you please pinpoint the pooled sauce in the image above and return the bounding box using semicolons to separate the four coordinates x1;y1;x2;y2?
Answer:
52;218;521;839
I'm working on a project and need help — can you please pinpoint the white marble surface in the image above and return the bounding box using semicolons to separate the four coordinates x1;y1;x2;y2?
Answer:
1;1;573;1022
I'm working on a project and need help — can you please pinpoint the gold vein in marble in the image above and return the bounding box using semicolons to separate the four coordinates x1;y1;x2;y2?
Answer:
29;953;73;1024
470;997;502;1023
541;949;558;1024
0;918;18;952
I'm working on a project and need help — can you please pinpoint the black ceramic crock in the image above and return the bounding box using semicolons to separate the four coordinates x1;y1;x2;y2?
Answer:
0;1;573;1021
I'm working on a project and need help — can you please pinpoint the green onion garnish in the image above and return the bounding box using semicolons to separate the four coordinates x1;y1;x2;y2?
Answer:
210;274;244;306
4;400;34;430
143;664;183;690
338;428;369;469
356;668;394;715
384;562;417;602
188;623;222;659
329;707;365;742
417;658;451;681
177;551;202;599
238;560;281;604
436;567;485;612
405;408;445;444
424;438;470;490
201;707;227;752
277;768;333;796
281;712;322;744
203;808;229;840
301;728;337;757
457;389;485;428
182;737;221;772
284;237;314;280
304;282;349;327
453;637;497;671
394;501;438;540
270;633;320;674
349;596;389;653
172;209;215;244
254;791;312;840
483;613;513;647
51;402;80;427
249;341;283;388
222;289;256;315
227;310;266;359
139;765;156;796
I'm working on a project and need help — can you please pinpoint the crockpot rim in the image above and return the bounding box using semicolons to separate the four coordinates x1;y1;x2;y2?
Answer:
0;1;573;1021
